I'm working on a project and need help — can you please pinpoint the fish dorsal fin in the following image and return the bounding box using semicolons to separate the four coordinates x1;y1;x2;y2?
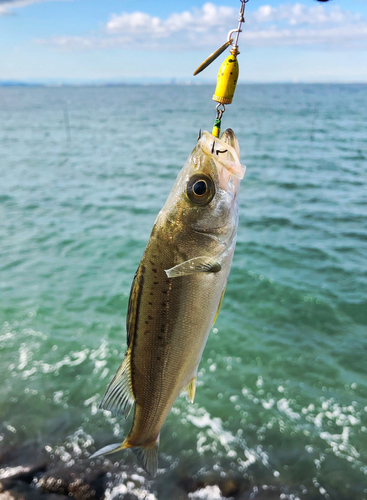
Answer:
99;350;135;418
131;437;159;477
165;256;221;278
126;266;145;347
213;282;227;326
184;376;197;403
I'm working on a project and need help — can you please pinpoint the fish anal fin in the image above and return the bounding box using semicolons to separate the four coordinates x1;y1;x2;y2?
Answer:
213;282;227;326
184;377;197;403
99;350;134;418
131;437;159;477
165;256;221;278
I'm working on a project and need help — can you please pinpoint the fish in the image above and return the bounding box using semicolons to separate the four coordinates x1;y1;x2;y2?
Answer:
90;128;245;476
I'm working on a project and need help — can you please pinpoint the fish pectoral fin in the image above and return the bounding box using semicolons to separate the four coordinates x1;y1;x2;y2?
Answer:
132;437;159;477
165;256;221;278
89;441;127;459
183;377;197;403
99;349;134;418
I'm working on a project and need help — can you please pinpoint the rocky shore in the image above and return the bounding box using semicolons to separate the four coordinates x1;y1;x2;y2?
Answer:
0;442;284;500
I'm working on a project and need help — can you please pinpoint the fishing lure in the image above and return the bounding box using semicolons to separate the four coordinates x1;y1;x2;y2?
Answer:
194;0;248;137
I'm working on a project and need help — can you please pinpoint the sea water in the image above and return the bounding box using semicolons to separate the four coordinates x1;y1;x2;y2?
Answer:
0;84;366;499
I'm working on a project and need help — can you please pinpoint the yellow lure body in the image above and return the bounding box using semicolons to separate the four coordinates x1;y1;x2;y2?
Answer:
212;52;239;105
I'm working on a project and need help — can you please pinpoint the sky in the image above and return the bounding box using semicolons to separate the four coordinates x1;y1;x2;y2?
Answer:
1;0;367;83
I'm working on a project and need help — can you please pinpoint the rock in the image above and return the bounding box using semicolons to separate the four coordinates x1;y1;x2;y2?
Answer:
0;464;47;484
0;479;69;500
37;475;69;496
38;461;112;500
68;477;101;500
219;479;242;497
0;445;46;469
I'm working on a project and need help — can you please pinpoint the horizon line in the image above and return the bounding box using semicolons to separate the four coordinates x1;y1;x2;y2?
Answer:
1;80;367;87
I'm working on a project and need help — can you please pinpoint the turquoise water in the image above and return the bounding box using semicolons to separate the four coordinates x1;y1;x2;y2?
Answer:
0;84;366;499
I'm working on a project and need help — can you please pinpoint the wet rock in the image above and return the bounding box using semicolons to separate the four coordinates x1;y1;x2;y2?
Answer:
38;461;112;500
0;445;46;469
37;474;69;496
0;479;68;500
68;476;102;500
219;479;242;497
0;464;47;484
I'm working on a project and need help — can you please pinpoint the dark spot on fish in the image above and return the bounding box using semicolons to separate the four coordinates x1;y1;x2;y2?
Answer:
149;260;155;266
154;281;158;285
230;72;233;75
162;302;166;307
150;292;153;296
158;335;162;340
162;290;167;294
160;325;165;333
145;321;149;325
156;356;161;361
149;302;152;305
152;269;157;273
148;315;153;320
228;58;235;62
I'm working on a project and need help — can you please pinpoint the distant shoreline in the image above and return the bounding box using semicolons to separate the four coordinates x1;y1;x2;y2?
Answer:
1;81;366;88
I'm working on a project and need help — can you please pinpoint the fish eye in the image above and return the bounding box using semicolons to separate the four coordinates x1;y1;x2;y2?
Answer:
193;180;207;196
187;174;215;206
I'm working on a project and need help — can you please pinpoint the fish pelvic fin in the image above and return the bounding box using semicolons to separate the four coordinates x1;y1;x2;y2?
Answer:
89;440;129;460
99;349;134;418
213;282;227;326
165;256;221;278
184;376;197;403
131;437;160;477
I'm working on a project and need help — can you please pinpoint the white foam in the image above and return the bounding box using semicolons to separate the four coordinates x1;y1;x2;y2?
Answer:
188;485;224;500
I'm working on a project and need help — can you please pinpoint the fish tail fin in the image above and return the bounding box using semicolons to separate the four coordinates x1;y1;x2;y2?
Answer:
89;437;159;477
131;436;160;477
89;439;129;459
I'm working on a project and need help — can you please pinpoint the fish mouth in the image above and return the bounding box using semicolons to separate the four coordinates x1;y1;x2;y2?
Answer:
199;130;246;180
220;128;240;157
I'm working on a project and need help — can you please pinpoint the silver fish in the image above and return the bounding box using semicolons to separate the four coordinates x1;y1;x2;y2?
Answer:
91;129;245;476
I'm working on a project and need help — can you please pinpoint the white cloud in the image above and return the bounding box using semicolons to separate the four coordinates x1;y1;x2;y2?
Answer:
37;2;367;52
0;0;71;16
106;3;234;36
